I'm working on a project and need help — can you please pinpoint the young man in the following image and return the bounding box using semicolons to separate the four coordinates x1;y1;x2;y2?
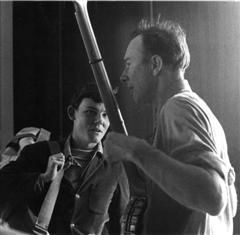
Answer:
104;19;237;234
0;83;129;235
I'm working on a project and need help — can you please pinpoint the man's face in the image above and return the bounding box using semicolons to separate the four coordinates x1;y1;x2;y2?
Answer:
120;35;154;104
72;98;110;149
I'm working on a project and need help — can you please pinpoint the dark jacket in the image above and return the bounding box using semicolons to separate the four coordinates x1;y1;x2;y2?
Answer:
0;140;129;235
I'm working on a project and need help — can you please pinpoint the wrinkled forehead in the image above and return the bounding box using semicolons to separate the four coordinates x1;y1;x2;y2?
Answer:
79;97;106;112
124;35;146;61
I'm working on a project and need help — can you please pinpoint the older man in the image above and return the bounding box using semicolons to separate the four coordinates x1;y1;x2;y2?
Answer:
104;18;237;235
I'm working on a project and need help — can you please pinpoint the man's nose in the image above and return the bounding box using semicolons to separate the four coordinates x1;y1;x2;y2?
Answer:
120;70;128;83
94;113;104;124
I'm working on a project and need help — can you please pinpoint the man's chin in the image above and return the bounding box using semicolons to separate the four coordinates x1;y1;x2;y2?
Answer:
134;92;150;105
89;134;102;144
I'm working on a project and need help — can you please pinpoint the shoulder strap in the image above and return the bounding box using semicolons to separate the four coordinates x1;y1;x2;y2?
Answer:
33;141;63;235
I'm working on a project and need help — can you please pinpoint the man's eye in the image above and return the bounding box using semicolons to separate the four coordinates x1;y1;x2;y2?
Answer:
102;112;108;118
85;110;95;115
126;62;131;68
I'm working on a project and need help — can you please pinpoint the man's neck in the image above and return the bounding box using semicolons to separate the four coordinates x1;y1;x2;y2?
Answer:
70;136;97;151
153;69;185;108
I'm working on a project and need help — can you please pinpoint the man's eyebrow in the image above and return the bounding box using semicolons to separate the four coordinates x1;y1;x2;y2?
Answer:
83;104;106;111
83;105;98;110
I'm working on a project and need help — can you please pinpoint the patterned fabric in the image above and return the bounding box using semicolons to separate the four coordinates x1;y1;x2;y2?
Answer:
0;127;51;169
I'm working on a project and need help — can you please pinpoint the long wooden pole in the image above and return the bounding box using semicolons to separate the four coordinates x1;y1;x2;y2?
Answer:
74;0;128;135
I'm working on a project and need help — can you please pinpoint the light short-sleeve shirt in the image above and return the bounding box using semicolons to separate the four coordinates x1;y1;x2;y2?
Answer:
152;79;236;235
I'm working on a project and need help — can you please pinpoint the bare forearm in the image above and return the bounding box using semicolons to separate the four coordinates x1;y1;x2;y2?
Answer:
131;141;227;215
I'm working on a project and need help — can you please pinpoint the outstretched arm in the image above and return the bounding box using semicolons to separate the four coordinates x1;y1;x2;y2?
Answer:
104;133;227;216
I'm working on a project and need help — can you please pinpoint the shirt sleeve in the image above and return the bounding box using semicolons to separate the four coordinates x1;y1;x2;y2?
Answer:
158;94;234;184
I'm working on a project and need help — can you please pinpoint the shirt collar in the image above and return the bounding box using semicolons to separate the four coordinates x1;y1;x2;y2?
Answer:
63;134;103;158
162;79;192;104
153;79;192;124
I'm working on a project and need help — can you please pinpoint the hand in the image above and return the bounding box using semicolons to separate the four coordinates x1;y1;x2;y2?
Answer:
41;153;65;182
103;132;145;163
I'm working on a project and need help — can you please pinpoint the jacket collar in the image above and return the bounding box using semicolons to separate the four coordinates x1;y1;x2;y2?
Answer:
63;134;103;159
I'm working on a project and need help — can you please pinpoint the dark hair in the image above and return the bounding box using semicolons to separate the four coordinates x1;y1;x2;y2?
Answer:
70;83;102;110
132;16;190;71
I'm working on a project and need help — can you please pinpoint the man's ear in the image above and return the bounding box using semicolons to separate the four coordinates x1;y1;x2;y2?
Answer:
151;55;162;76
67;105;75;121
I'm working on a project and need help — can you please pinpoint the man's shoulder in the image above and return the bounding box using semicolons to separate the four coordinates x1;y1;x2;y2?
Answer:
161;94;189;119
166;90;195;106
162;91;206;117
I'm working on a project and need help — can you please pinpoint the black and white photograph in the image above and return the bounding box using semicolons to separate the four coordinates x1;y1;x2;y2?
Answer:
0;1;239;235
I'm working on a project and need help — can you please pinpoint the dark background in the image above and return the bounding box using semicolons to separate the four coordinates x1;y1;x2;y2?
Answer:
13;2;240;233
13;1;149;139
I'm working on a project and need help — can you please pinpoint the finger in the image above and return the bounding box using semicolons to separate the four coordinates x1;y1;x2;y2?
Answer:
53;153;65;159
51;159;65;171
50;153;65;162
53;158;65;166
50;155;65;166
54;156;65;163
